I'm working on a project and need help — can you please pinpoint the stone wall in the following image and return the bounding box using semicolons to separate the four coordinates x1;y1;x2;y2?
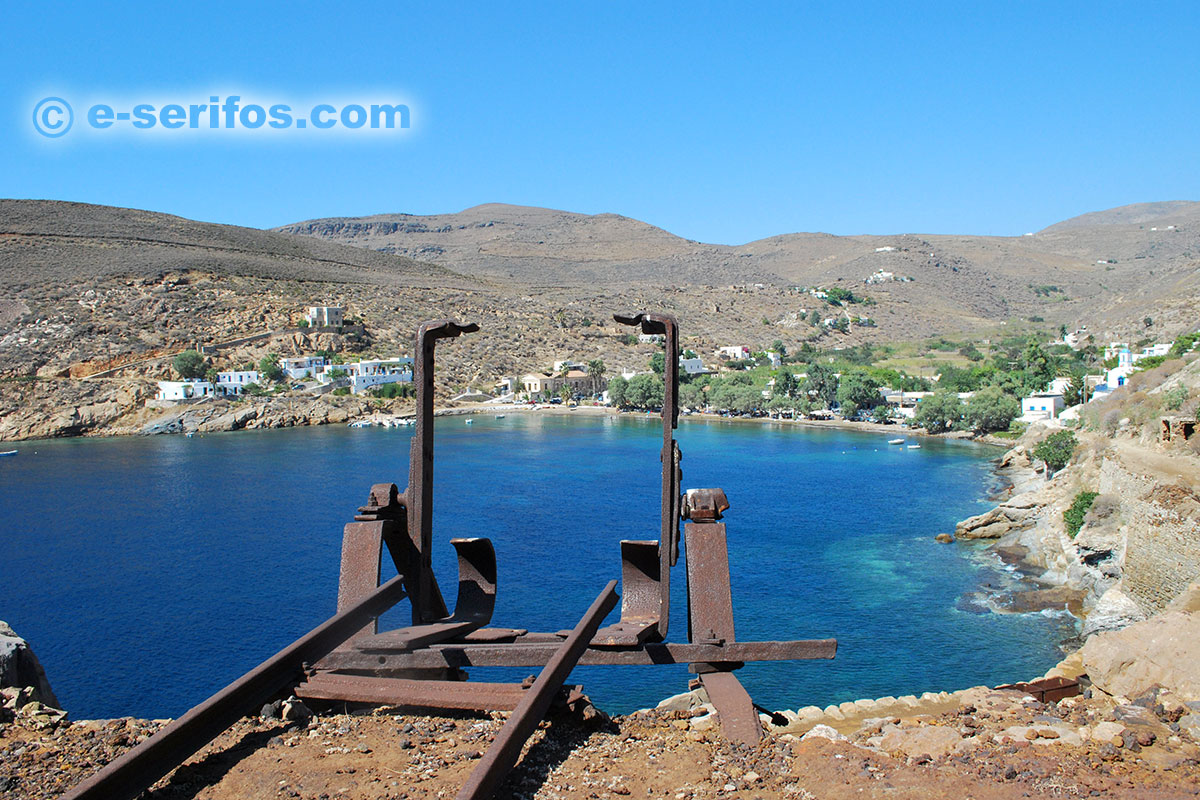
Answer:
1102;460;1200;615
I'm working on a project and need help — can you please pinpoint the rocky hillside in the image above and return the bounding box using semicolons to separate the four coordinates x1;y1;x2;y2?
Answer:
278;201;1200;342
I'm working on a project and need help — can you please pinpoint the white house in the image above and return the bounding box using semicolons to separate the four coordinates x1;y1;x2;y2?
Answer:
637;333;665;344
1048;376;1073;396
765;351;782;369
305;306;344;328
679;356;707;376
1021;392;1066;422
716;346;750;361
321;357;414;394
279;356;328;380
215;370;260;396
156;380;214;401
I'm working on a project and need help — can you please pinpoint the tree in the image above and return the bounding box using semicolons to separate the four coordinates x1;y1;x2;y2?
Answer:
625;374;664;409
607;376;628;407
773;371;798;400
679;382;704;410
870;404;893;424
173;350;206;379
1144;316;1154;328
1033;430;1077;474
259;354;284;383
586;359;606;395
204;366;219;384
914;390;963;434
1064;374;1086;407
803;363;839;408
963;386;1020;433
771;340;787;358
649;351;665;375
836;372;883;419
1019;338;1055;393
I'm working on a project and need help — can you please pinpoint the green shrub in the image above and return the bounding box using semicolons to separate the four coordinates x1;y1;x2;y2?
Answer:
371;382;414;399
1164;386;1189;411
1033;430;1077;472
172;349;206;379
1064;491;1099;539
332;387;350;396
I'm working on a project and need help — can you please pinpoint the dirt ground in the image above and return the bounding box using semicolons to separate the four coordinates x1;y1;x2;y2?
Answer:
7;687;1200;800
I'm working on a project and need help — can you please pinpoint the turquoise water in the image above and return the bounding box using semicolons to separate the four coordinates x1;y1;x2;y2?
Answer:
0;415;1076;719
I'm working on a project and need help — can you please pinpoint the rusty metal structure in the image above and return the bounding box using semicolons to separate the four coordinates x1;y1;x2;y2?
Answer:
62;313;836;800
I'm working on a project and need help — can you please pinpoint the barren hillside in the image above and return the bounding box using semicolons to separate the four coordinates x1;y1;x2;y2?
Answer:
277;201;1200;342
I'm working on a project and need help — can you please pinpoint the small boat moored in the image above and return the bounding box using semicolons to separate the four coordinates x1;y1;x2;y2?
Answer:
888;438;905;445
0;450;17;457
907;444;921;449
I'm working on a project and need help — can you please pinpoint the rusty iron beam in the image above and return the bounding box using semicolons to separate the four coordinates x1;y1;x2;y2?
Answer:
317;638;836;671
405;318;479;624
594;540;660;646
295;673;529;711
457;580;620;800
61;576;409;800
698;671;762;746
614;311;681;640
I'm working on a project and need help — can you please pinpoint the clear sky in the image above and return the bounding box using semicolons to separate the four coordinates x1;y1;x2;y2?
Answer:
4;2;1198;244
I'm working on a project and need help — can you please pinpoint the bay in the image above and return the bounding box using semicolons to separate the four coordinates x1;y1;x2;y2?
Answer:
0;414;1076;719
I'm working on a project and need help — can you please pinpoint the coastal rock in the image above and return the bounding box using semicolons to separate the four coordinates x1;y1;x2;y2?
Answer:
876;724;963;758
0;622;60;710
800;724;846;743
1080;585;1147;637
1078;583;1200;701
954;498;1042;539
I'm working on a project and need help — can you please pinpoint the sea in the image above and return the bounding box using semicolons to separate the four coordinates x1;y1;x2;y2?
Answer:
0;413;1077;720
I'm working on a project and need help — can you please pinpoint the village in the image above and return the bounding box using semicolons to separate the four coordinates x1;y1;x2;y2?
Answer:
148;305;1198;439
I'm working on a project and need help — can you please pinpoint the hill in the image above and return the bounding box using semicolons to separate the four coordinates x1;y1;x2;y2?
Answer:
0;199;472;294
278;201;1200;342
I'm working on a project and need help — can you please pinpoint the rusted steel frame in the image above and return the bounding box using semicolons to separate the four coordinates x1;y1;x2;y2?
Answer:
61;576;409;800
316;638;837;671
405;318;479;624
683;519;736;647
370;536;498;649
457;580;620;800
594;540;660;646
295;673;529;711
698;671;762;745
337;483;409;643
995;676;1080;703
613;312;681;639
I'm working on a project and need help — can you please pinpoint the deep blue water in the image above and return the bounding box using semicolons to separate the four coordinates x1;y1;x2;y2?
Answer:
0;415;1076;719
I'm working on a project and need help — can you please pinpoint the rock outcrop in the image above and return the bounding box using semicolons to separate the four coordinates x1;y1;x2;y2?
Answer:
139;395;373;435
0;622;60;710
1077;582;1200;701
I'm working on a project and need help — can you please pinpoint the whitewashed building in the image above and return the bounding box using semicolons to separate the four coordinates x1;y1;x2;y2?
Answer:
156;380;214;401
679;356;707;376
279;356;328;380
305;306;344;328
716;346;750;361
215;370;260;396
331;358;414;394
1020;392;1066;422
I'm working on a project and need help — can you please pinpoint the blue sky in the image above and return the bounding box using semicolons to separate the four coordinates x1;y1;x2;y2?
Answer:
4;2;1198;244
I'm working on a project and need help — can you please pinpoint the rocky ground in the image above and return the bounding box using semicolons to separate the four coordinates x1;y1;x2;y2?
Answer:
6;679;1200;800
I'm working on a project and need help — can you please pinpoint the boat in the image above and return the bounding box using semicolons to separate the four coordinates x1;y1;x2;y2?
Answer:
348;420;372;428
0;450;17;457
465;418;473;425
907;444;921;449
495;414;505;419
888;438;905;445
